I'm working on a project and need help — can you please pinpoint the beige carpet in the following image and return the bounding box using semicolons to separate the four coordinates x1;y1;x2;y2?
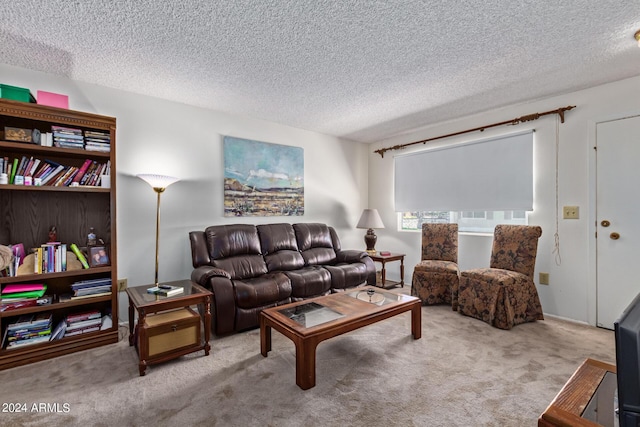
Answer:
0;297;614;427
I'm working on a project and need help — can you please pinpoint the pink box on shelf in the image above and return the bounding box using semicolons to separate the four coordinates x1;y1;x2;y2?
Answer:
36;90;69;109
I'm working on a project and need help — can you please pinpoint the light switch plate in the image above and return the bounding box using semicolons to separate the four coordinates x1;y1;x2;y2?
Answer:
563;206;579;219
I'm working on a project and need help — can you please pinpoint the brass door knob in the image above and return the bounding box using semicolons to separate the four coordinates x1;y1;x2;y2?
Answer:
610;232;620;240
601;220;610;227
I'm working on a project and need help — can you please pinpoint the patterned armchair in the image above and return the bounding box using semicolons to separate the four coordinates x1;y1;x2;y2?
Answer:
411;223;460;309
457;224;544;330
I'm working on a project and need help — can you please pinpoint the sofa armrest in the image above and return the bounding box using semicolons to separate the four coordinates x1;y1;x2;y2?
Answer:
335;249;370;264
191;266;236;335
191;265;232;285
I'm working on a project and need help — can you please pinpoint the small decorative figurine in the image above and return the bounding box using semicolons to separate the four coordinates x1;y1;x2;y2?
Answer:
87;227;97;247
48;226;57;242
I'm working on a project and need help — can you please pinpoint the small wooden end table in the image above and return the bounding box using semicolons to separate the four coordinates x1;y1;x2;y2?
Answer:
538;358;617;427
369;252;405;289
125;279;212;376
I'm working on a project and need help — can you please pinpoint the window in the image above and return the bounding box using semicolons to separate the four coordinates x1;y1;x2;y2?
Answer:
394;130;534;233
461;211;486;219
400;210;528;233
394;131;534;212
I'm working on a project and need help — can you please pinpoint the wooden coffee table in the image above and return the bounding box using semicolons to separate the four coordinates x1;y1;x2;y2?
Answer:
260;286;421;389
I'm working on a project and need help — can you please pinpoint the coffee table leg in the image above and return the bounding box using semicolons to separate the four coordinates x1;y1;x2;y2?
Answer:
411;302;422;339
260;317;271;357
295;339;317;390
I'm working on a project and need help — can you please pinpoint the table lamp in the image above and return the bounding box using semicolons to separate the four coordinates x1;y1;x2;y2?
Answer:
356;209;385;254
137;174;180;286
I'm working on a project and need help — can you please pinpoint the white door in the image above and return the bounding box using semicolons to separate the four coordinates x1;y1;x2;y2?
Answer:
596;115;640;329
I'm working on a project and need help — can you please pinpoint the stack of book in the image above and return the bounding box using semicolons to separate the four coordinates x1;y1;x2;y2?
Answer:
69;277;112;299
52;125;84;149
64;309;102;337
34;243;67;274
84;130;111;152
1;284;50;312
3;312;53;348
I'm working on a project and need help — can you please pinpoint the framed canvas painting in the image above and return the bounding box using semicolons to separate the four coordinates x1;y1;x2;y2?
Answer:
223;136;304;216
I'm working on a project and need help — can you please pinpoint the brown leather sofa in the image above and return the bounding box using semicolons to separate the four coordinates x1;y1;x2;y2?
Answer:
190;223;376;335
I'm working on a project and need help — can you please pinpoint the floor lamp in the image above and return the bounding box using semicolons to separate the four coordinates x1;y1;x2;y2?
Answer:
137;174;179;287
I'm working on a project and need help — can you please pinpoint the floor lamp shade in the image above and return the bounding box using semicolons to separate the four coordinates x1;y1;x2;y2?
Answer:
137;174;180;286
356;209;385;254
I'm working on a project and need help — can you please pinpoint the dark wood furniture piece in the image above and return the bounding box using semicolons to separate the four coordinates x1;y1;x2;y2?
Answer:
125;279;212;376
0;98;117;370
369;252;405;289
260;286;421;390
539;358;618;427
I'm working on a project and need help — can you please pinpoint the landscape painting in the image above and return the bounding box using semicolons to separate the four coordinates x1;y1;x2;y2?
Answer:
223;136;304;216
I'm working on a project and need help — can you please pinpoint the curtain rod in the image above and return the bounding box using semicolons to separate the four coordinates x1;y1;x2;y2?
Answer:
374;105;576;158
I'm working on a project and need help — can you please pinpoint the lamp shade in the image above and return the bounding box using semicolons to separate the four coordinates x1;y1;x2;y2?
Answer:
136;174;180;190
356;209;385;229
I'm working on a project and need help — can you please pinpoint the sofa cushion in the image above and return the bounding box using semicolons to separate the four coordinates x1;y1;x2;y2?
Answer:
324;263;369;290
233;272;292;310
206;224;267;280
206;224;262;259
293;223;336;265
257;223;305;271
212;256;268;281
283;266;332;299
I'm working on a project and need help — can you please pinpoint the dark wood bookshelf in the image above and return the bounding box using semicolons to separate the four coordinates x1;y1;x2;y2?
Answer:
0;98;118;370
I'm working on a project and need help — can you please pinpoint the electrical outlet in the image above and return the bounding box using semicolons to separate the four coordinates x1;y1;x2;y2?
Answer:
563;206;579;219
539;272;549;285
117;278;128;292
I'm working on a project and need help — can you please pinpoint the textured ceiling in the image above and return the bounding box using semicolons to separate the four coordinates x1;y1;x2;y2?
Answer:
0;1;639;143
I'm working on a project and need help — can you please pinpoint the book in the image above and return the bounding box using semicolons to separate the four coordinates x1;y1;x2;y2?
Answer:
27;158;41;177
40;164;65;185
9;158;18;184
146;285;184;297
65;309;101;324
50;320;66;340
73;285;111;296
66;317;102;331
64;325;100;337
71;159;93;184
1;286;47;299
2;283;45;294
0;299;37;312
69;244;89;269
71;277;111;290
7;334;51;348
59;291;112;302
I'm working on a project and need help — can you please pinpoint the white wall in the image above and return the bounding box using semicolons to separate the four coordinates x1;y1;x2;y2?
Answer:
369;75;640;325
0;64;370;321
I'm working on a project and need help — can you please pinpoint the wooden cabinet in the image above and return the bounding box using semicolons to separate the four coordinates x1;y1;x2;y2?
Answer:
0;98;118;370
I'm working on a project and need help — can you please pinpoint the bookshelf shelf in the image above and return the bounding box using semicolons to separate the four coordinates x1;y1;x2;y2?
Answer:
0;98;118;370
0;140;111;159
0;267;111;285
0;294;112;318
0;184;110;193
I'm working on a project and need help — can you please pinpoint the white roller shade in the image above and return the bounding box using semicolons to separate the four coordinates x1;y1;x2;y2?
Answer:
394;131;534;212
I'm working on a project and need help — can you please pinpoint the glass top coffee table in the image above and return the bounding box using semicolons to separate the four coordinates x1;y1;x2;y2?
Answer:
260;286;421;390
